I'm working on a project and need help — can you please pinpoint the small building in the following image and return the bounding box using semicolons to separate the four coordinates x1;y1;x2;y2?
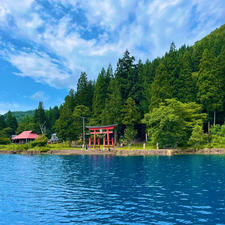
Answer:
49;133;59;143
12;131;40;144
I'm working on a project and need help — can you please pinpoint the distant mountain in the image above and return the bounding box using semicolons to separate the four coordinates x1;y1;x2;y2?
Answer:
4;110;35;122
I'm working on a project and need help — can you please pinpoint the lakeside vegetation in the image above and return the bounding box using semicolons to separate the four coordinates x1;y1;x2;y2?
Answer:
0;24;225;151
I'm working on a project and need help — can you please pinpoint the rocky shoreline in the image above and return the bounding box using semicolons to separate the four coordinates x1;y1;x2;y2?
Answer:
0;148;225;156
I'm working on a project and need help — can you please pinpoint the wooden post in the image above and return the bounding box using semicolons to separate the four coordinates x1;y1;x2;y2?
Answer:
107;129;110;149
112;137;114;149
98;138;100;149
103;136;105;150
94;130;96;149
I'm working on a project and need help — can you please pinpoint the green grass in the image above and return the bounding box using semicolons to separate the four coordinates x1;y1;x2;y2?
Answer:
0;142;82;152
87;143;156;150
1;142;224;153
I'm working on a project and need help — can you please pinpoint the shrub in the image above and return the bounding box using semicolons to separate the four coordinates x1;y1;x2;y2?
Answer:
124;127;137;144
31;135;48;147
5;143;30;151
188;124;207;150
209;124;225;148
0;137;11;145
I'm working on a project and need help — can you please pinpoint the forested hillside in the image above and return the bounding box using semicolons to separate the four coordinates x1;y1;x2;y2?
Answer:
5;110;35;122
1;24;225;148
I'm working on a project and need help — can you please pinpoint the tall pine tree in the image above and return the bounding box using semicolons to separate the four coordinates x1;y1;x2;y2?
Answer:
197;49;224;125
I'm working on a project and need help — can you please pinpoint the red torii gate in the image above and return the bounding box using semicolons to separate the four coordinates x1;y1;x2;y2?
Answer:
86;124;117;149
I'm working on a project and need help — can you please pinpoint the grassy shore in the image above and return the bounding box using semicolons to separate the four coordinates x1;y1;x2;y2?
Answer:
0;142;225;156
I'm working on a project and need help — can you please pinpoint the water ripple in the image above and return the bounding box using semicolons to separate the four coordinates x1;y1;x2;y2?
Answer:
0;155;225;224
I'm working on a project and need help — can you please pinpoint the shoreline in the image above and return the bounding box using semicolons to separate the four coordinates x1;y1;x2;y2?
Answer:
0;148;224;156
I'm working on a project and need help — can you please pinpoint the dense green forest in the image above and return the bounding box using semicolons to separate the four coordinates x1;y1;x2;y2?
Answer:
1;24;225;148
6;110;35;122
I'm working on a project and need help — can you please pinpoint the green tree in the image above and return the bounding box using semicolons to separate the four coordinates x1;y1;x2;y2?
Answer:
149;63;172;110
188;124;207;150
64;89;76;112
143;99;206;148
92;68;111;124
209;124;225;147
16;115;36;134
0;115;6;130
75;72;94;109
33;102;47;134
46;106;60;136
6;111;18;135
176;52;196;102
115;50;136;101
197;49;224;125
124;127;137;144
73;105;90;140
122;97;140;127
101;79;123;125
122;97;140;143
54;104;75;142
0;127;13;138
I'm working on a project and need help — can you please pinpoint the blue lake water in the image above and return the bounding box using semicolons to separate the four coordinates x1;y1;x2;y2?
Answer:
0;155;225;225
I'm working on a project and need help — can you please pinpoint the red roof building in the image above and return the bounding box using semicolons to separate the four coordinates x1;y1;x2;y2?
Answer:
12;131;40;144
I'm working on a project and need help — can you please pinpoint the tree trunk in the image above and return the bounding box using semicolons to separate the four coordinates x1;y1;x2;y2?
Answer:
208;121;211;134
214;110;216;126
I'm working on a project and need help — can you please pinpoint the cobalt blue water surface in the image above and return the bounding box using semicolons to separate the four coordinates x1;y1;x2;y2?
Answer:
0;155;225;225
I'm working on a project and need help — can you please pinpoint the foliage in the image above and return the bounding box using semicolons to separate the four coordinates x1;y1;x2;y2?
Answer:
122;97;140;126
0;115;6;130
124;126;137;144
31;135;48;147
0;127;13;138
75;72;94;110
188;125;207;150
7;110;35;122
33;102;47;134
0;137;10;145
92;67;112;124
149;63;173;110
143;99;206;148
6;111;18;135
73;105;90;140
16;115;36;134
197;49;224;115
101;79;123;125
209;124;225;147
54;104;75;141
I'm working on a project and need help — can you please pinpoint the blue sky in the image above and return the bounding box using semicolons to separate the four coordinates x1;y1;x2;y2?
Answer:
0;0;224;114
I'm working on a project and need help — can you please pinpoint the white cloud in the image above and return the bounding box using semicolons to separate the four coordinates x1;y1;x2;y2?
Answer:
5;49;73;88
30;91;49;102
0;0;224;89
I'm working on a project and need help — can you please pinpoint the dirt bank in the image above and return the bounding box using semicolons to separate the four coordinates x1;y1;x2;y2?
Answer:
0;148;224;156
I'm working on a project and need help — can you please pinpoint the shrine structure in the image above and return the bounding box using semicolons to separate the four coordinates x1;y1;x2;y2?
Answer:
86;124;117;149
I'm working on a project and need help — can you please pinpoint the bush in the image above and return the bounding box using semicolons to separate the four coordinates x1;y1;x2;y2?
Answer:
209;124;225;148
124;127;137;144
0;137;11;145
31;135;48;147
5;143;30;151
188;125;207;150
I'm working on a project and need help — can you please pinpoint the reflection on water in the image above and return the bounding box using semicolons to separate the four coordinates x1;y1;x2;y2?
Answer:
0;155;225;224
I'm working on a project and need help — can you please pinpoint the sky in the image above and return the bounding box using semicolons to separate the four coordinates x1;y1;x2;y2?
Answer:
0;0;224;114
